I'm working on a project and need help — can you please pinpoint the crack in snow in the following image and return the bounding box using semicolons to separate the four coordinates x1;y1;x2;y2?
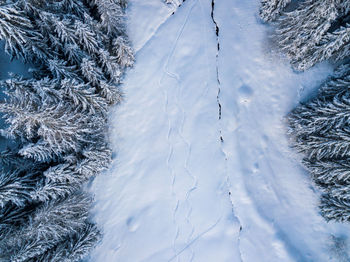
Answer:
228;189;244;262
211;1;244;261
210;0;221;120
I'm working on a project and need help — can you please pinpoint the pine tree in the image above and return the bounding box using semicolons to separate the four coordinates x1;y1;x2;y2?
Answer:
32;223;102;262
260;0;350;70
288;64;350;222
259;0;291;22
300;24;350;70
112;36;135;68
0;193;93;261
320;196;350;222
0;0;133;260
261;1;350;223
0;4;41;61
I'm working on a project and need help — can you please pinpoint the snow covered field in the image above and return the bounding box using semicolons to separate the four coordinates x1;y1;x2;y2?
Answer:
90;0;350;261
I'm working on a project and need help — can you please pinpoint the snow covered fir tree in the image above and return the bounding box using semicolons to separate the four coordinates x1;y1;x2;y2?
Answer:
260;0;350;223
0;0;133;261
260;0;350;71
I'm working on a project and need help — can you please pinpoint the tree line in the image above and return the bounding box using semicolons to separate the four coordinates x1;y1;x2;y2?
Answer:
261;0;350;223
0;0;133;261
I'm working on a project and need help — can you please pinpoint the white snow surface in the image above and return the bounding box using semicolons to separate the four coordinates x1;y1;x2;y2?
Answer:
90;0;350;261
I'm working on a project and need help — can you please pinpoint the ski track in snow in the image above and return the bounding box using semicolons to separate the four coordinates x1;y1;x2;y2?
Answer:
160;1;198;258
90;0;350;261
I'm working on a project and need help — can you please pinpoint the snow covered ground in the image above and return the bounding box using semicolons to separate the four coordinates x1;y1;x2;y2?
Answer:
90;0;350;261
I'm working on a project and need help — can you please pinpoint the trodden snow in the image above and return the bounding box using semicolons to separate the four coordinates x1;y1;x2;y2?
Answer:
90;0;350;261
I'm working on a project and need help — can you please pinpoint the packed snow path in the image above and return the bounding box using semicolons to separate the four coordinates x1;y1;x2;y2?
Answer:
90;0;350;261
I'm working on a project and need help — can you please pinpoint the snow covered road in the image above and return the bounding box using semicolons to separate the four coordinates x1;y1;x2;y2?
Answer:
90;0;350;261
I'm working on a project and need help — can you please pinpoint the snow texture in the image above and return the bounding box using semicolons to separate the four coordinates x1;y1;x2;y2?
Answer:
90;0;350;261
